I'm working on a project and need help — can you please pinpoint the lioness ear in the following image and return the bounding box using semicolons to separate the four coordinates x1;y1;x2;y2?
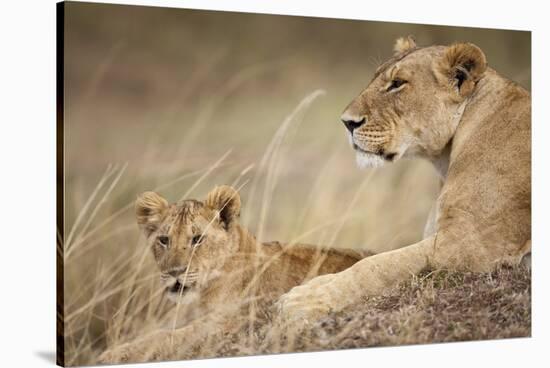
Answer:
393;35;417;54
205;185;241;229
135;191;169;236
437;42;487;98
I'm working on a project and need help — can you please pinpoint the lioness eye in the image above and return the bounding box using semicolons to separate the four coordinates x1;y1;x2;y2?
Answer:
158;235;169;248
191;235;203;246
387;79;406;91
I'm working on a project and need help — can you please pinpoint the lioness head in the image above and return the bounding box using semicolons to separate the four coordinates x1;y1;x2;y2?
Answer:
341;36;487;168
135;185;241;303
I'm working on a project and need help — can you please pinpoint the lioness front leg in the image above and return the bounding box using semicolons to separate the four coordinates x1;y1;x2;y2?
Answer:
276;236;435;325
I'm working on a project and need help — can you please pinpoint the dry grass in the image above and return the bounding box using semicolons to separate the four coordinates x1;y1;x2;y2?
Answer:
103;264;530;363
62;90;531;365
62;58;443;365
61;4;531;366
62;88;436;366
192;265;531;360
296;264;531;351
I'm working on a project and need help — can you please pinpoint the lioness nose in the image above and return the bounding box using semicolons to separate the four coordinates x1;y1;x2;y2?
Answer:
341;116;365;133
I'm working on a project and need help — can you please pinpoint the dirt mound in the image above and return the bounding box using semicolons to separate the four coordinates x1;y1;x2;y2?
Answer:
211;264;531;358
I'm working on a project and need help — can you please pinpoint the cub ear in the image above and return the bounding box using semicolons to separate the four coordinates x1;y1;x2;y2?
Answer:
437;42;487;98
205;185;241;229
135;191;169;236
393;35;417;54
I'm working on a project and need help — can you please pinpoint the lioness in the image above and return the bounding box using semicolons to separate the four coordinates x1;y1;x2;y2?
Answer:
100;185;370;363
277;37;531;323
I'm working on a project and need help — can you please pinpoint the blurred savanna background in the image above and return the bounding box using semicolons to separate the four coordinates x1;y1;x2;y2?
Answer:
60;2;531;365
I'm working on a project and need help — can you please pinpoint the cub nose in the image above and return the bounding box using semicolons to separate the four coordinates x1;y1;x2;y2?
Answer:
168;266;187;278
341;116;366;133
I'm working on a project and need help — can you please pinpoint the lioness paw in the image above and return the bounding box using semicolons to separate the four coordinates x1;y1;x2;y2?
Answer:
275;273;349;329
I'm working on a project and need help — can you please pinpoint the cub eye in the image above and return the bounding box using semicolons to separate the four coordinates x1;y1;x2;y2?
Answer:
158;235;170;248
387;79;407;92
191;235;203;246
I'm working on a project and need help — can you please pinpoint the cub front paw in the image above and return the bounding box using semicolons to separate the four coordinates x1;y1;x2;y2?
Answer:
98;345;133;364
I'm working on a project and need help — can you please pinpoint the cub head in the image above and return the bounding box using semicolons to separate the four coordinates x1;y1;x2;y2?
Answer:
341;36;487;168
135;185;241;303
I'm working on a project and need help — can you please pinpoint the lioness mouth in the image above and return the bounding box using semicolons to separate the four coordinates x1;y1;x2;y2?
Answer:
353;144;396;161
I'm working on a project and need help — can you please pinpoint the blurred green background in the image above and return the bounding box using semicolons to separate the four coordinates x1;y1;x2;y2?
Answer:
61;3;530;364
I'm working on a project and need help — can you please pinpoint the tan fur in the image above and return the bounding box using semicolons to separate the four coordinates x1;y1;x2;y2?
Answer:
100;185;370;363
278;38;531;325
393;35;416;54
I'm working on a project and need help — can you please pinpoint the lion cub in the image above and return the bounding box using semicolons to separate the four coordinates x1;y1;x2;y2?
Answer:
136;185;372;319
100;186;372;363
